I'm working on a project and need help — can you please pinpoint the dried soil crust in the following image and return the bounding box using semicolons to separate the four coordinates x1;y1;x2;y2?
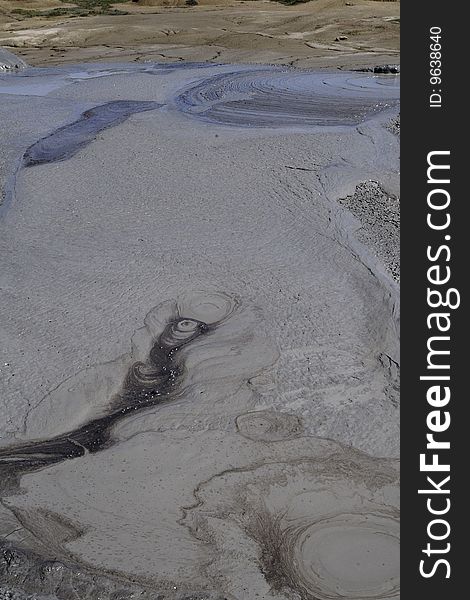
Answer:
0;0;400;69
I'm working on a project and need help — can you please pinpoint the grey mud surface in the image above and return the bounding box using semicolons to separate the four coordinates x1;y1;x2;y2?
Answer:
0;56;400;600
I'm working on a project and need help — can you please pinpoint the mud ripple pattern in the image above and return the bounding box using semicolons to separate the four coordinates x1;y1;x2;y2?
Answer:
174;70;400;127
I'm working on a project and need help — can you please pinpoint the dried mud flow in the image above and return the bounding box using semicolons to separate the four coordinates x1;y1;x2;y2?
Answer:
175;69;399;127
1;58;400;600
23;101;162;166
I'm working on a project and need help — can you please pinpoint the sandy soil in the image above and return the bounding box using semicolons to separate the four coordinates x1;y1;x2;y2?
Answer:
0;0;400;68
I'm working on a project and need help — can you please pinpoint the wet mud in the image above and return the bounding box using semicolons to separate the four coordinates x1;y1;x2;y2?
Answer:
22;101;161;167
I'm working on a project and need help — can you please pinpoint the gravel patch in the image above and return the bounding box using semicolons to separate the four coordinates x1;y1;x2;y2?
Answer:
386;113;400;136
339;180;400;281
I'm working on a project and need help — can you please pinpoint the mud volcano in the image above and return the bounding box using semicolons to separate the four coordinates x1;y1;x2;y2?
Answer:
0;60;400;600
0;314;212;494
23;101;161;166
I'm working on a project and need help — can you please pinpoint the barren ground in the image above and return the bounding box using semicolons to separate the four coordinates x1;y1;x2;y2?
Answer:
1;0;399;68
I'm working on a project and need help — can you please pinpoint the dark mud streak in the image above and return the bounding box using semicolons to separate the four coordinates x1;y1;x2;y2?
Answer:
22;100;161;167
0;317;211;490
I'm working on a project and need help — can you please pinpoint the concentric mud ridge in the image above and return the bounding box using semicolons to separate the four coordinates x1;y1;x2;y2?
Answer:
0;291;399;599
22;100;161;167
174;69;400;127
184;450;399;600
